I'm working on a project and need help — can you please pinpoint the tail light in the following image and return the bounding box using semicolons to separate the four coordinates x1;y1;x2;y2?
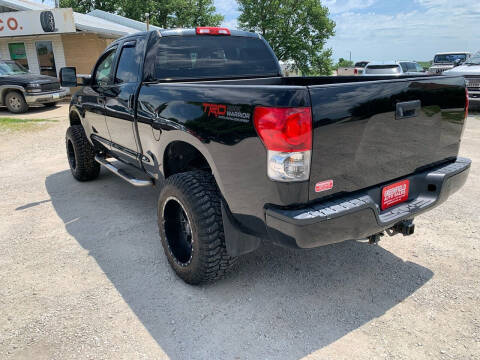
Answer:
466;88;469;119
354;68;358;75
253;107;312;182
196;27;230;35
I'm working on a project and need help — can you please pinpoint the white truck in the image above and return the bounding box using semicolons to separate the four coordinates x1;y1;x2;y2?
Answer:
444;51;480;107
428;52;471;75
337;61;369;76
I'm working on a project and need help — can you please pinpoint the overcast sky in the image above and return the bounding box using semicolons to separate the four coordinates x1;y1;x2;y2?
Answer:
35;0;480;62
215;0;480;62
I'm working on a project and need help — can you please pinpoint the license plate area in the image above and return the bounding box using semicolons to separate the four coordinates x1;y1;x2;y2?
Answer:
381;179;410;210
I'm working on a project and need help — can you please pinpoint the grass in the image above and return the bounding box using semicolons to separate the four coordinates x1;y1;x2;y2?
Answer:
416;61;432;71
0;117;58;132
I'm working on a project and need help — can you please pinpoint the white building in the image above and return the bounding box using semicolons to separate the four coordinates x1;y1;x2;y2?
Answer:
0;0;159;78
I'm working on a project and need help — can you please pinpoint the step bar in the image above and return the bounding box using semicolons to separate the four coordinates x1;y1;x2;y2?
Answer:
95;156;153;187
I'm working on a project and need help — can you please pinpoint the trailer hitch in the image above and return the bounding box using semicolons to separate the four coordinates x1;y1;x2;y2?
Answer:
368;232;384;244
387;220;415;237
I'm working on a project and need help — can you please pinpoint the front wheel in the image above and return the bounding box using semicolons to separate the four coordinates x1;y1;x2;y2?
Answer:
158;171;236;284
65;125;100;181
5;91;28;113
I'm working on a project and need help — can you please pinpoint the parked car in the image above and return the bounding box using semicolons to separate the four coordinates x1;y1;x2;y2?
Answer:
337;61;369;76
428;52;471;75
363;61;425;76
444;51;480;106
59;27;470;284
0;60;67;113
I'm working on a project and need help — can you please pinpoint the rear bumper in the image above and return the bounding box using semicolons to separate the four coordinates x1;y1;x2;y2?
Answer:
265;158;471;249
24;89;67;104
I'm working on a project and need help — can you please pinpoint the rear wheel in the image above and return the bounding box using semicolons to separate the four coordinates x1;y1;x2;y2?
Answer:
5;91;28;114
65;125;100;181
158;171;236;284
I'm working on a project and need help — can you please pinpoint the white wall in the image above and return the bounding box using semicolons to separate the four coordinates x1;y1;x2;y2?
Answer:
0;34;66;76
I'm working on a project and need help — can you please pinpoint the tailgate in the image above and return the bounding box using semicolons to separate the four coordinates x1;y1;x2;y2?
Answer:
307;76;466;201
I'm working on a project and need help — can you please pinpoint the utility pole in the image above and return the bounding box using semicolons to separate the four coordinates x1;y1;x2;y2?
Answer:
349;51;352;62
145;13;150;31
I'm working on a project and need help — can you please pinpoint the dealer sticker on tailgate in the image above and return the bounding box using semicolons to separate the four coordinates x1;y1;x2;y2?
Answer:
381;179;410;210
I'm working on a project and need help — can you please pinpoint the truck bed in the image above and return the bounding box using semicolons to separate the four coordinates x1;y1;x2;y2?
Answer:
170;75;467;202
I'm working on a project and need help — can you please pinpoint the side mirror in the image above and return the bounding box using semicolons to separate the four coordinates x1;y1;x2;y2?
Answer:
59;67;77;87
454;59;462;67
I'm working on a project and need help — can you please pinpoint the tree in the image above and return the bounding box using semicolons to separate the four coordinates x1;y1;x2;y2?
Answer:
59;0;116;13
61;0;223;28
238;0;335;75
336;58;354;68
172;0;224;27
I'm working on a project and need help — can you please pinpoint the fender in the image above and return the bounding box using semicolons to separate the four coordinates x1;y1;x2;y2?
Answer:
156;131;262;257
154;129;227;198
0;85;26;105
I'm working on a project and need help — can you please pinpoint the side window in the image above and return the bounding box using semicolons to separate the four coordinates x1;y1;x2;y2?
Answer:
407;62;417;72
94;49;116;86
115;43;139;84
400;63;408;72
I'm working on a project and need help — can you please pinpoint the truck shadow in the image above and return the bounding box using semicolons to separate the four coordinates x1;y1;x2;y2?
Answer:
45;170;433;360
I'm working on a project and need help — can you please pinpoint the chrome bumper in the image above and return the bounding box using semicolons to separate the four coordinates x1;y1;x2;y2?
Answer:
24;89;68;104
468;90;480;102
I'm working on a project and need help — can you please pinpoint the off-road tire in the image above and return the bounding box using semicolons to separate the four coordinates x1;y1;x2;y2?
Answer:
40;11;56;32
158;171;236;284
65;125;100;181
43;102;57;108
5;91;28;114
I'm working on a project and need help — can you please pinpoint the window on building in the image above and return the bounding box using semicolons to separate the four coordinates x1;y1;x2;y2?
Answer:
115;43;139;84
8;43;29;70
35;41;57;77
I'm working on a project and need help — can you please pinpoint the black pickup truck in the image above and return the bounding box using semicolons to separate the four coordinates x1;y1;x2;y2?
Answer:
60;27;471;284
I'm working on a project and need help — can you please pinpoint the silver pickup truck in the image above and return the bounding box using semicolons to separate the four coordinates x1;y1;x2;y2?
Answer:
428;52;471;74
444;51;480;106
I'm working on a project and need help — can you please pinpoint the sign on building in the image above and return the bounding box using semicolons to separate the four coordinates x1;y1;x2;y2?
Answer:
0;8;75;37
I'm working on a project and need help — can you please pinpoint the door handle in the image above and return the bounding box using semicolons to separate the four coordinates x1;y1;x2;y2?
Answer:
396;100;421;119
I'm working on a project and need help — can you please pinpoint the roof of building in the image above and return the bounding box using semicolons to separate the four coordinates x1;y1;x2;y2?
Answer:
87;9;161;32
0;0;152;37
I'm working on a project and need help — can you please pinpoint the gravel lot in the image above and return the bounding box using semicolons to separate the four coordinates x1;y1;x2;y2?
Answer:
1;105;479;360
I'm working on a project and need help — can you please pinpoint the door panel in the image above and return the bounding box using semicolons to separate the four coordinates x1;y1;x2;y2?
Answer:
82;47;117;146
104;41;141;164
104;82;138;159
83;87;109;145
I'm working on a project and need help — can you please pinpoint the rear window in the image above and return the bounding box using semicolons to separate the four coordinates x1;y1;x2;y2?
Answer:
144;35;280;81
434;54;467;64
365;65;401;74
354;61;369;68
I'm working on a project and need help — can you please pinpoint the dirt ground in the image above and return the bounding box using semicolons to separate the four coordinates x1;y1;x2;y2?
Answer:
0;104;479;360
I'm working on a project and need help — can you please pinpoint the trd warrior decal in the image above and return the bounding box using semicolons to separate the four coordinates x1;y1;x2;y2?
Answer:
202;103;251;123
